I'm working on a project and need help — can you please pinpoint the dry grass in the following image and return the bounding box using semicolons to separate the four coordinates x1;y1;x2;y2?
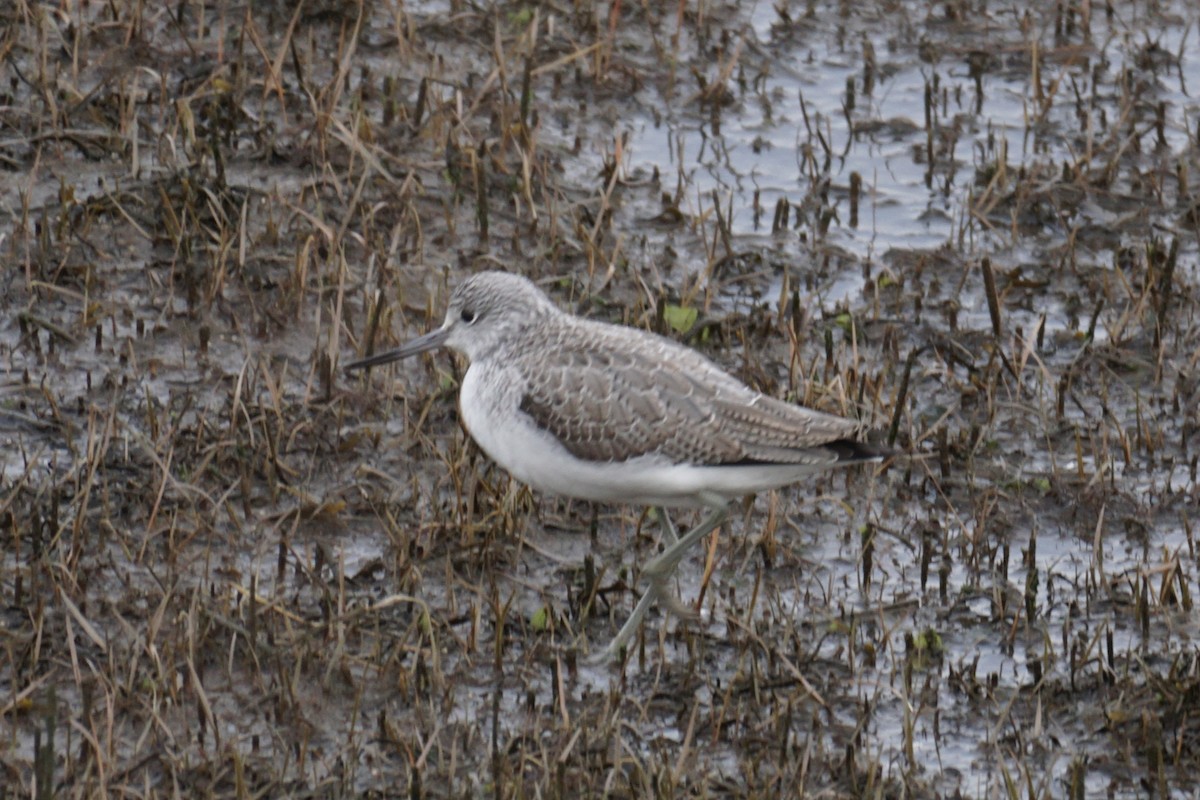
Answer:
1;0;1199;797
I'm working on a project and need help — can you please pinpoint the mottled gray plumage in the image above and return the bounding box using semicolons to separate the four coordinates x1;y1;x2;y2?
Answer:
516;321;862;467
346;271;883;657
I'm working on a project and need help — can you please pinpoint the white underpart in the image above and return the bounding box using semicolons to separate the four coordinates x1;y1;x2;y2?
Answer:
461;361;842;508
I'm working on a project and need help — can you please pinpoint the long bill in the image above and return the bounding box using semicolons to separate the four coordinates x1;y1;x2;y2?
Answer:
344;326;450;372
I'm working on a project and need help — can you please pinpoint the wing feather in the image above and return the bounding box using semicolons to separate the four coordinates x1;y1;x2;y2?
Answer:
516;321;862;467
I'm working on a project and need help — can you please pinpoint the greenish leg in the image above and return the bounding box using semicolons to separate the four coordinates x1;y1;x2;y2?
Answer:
601;505;731;659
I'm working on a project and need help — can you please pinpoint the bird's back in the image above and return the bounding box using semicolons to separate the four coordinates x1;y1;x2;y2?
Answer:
507;312;869;470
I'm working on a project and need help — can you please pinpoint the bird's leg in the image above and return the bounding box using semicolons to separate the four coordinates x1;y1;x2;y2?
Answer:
601;505;731;659
643;505;730;584
602;581;662;657
653;506;699;620
658;506;680;544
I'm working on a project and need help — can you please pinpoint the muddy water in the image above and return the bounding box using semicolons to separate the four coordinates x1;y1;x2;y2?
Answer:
2;0;1199;796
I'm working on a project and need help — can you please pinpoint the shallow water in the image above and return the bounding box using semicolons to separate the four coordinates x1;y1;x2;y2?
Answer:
2;0;1199;796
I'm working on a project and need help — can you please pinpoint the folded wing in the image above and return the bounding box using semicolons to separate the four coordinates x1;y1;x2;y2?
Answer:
517;331;869;468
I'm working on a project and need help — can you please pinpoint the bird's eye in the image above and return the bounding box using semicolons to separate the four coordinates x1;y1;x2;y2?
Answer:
460;308;477;324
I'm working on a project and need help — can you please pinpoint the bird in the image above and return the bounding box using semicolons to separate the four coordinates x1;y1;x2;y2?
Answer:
345;271;884;658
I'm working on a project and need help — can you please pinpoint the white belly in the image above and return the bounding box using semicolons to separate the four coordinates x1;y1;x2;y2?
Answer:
458;363;834;509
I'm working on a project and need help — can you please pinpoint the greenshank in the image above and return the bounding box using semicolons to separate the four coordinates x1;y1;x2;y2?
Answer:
346;271;884;658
